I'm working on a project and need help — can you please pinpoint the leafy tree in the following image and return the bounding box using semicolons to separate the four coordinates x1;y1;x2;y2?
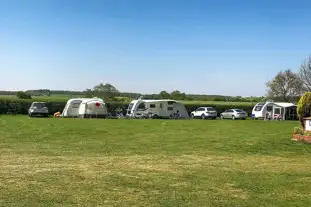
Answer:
266;69;303;102
83;89;93;98
299;56;311;91
16;91;31;99
159;91;170;99
170;90;186;100
297;92;311;128
92;83;119;100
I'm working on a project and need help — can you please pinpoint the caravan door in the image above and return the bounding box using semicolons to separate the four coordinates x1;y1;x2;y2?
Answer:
158;102;164;117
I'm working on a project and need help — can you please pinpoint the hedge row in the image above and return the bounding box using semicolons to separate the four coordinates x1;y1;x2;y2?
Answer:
0;99;255;116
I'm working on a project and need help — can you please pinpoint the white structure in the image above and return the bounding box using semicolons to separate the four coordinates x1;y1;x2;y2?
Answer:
77;99;108;118
126;98;189;118
251;101;298;120
304;118;311;131
61;98;108;118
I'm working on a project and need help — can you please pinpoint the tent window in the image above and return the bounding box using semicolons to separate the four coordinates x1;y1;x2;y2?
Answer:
168;107;173;111
274;108;281;114
137;103;146;111
267;106;273;112
72;103;80;108
150;104;156;108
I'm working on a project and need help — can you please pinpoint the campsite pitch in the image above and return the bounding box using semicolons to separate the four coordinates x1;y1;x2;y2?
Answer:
1;116;311;206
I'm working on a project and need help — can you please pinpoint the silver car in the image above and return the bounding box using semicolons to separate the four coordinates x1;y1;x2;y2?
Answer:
220;109;247;120
28;102;49;117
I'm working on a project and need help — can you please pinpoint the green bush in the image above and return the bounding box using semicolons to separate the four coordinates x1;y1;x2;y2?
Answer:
0;99;254;116
294;127;304;135
16;91;32;99
297;92;311;128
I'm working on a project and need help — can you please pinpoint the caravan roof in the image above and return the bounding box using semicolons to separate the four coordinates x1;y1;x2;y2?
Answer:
66;97;103;102
80;99;105;104
136;99;181;103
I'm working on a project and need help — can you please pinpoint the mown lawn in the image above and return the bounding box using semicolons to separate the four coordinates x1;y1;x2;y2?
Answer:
1;116;311;206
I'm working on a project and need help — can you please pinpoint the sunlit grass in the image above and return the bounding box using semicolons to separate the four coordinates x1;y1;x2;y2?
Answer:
0;116;310;206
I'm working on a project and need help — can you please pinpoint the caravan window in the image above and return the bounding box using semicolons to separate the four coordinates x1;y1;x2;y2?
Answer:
150;104;156;108
127;103;134;111
160;103;162;108
254;105;263;111
168;101;175;105
168;107;173;111
137;103;146;111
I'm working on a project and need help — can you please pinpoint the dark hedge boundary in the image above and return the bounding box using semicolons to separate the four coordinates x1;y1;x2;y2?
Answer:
0;99;255;116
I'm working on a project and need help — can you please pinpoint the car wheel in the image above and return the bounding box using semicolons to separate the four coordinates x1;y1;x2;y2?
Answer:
232;115;236;120
220;115;224;119
29;113;33;117
201;114;205;120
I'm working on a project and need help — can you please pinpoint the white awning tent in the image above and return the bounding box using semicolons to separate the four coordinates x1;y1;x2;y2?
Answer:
273;102;297;108
272;102;297;120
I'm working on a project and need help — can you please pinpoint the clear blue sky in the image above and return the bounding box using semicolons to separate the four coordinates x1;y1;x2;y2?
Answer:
1;0;311;96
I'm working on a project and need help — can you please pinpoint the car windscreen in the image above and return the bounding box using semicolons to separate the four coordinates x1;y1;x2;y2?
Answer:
33;103;46;108
206;108;216;112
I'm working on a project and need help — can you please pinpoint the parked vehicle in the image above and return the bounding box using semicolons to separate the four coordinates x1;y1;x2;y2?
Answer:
190;107;217;119
220;109;247;120
126;97;189;119
28;102;49;117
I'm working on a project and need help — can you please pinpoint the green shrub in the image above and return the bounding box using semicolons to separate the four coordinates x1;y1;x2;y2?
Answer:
297;92;311;128
0;99;254;116
16;91;32;99
294;127;304;135
304;131;311;136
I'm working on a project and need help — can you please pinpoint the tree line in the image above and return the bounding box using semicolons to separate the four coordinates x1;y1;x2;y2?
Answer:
1;84;264;102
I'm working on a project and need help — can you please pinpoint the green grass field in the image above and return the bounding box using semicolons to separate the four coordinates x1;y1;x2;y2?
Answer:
0;94;256;106
1;116;310;206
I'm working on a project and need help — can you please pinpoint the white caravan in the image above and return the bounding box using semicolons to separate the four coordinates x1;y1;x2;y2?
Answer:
251;101;298;120
61;98;108;118
126;98;189;118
